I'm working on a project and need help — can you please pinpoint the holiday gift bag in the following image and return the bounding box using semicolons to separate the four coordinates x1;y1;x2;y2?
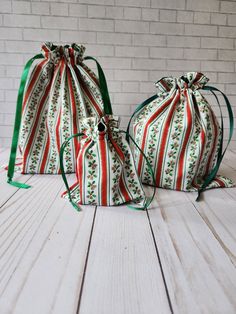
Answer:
60;115;155;210
7;42;112;188
127;72;234;200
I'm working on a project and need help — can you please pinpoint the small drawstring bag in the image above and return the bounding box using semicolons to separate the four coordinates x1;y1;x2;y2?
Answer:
127;72;234;200
60;115;155;210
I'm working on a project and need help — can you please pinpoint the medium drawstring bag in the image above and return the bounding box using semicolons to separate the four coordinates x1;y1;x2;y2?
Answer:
127;72;234;200
7;42;111;189
60;114;155;210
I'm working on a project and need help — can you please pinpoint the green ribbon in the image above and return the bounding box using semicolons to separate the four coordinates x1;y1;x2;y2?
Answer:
126;94;158;142
120;130;156;211
60;130;156;211
126;76;169;141
196;86;234;201
7;53;44;189
84;56;113;116
60;133;86;211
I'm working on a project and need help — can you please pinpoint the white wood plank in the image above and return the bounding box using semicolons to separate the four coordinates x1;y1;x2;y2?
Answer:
79;205;172;314
184;152;236;268
182;151;236;267
0;149;9;164
51;205;95;314
217;162;236;199
222;150;236;170
0;172;32;207
220;162;236;180
0;175;95;314
0;149;32;208
187;189;236;267
152;187;190;208
148;189;236;314
219;150;236;199
0;147;235;314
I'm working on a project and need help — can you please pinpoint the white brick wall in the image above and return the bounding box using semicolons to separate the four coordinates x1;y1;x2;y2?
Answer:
0;0;236;148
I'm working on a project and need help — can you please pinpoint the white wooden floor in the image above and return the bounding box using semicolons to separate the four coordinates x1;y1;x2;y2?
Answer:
0;148;236;314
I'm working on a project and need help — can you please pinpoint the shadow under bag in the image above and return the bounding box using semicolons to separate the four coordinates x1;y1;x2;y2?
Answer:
127;72;234;200
7;42;109;188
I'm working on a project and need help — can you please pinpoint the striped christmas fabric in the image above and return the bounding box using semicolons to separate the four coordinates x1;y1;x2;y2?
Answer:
7;42;108;188
60;115;153;209
128;72;234;199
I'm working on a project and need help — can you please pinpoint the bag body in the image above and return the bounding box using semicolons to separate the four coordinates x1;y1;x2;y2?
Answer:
8;42;106;183
130;72;234;193
60;115;148;207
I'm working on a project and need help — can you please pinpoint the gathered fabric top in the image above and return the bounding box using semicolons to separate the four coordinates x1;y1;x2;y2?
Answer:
41;42;86;65
80;115;120;141
155;72;209;93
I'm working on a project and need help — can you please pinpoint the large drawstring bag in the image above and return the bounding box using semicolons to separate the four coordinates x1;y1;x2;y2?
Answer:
7;42;111;188
127;72;234;200
60;115;155;210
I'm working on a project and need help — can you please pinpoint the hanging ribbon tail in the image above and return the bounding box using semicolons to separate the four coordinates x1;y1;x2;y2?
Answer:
126;94;158;143
7;178;31;189
127;203;146;211
70;200;81;212
144;196;154;208
60;132;85;212
7;53;44;188
128;195;153;211
84;56;113;116
196;86;234;201
196;189;202;202
121;130;156;211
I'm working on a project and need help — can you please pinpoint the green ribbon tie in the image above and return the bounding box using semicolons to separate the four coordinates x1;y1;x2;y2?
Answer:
60;133;86;211
126;94;158;142
84;56;113;116
196;85;234;201
7;53;44;189
121;130;157;211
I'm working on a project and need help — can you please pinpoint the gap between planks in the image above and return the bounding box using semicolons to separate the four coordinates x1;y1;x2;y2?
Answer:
147;187;236;314
0;161;96;314
1;149;236;314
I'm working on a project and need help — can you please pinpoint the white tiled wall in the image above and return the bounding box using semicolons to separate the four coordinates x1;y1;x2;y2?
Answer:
0;0;236;148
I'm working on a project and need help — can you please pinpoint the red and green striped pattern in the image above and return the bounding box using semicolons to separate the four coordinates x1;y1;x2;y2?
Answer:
62;116;145;206
132;72;234;192
18;43;104;174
